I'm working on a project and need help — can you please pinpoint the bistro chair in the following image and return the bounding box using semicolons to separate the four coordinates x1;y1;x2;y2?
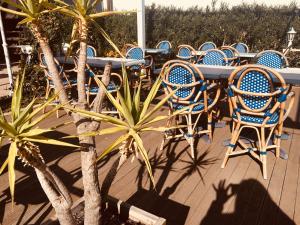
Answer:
221;46;240;66
221;64;295;179
198;49;228;66
231;42;249;53
126;46;153;83
76;45;97;57
85;65;122;110
198;42;217;51
160;60;220;158
156;40;172;55
176;45;197;62
255;50;289;69
122;43;137;55
39;53;77;117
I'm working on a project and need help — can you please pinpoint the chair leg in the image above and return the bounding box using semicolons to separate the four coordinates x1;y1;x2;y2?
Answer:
187;114;195;159
208;112;213;141
260;127;267;179
221;123;241;168
275;123;283;158
43;85;51;114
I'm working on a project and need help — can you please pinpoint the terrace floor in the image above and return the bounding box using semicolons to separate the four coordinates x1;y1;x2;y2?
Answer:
0;105;300;225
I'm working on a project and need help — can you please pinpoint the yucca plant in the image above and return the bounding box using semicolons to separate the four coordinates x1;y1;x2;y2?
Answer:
0;0;70;104
51;2;131;224
0;71;78;225
65;69;184;187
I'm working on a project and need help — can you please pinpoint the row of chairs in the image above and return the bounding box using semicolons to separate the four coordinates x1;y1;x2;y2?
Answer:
160;60;294;179
177;46;289;69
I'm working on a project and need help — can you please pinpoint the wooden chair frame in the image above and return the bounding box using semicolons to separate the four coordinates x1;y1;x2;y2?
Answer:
198;42;217;51
221;45;241;66
221;64;295;179
39;53;76;117
176;45;197;62
231;42;249;53
76;45;97;57
156;40;172;52
160;60;220;158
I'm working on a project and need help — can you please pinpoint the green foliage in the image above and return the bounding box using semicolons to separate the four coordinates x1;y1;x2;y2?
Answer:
0;70;78;205
65;69;184;184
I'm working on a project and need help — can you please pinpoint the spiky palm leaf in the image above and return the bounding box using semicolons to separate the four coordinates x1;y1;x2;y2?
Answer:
0;70;78;204
64;68;186;184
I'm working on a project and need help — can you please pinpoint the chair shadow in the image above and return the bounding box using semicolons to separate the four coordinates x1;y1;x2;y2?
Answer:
125;138;218;225
0;131;115;225
200;179;296;225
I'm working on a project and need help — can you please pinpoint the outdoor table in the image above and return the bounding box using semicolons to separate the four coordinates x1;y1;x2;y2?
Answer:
56;56;145;69
144;48;168;54
193;51;257;59
194;64;300;85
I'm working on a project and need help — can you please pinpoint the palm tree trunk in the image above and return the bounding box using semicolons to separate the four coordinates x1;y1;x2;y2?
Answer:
30;22;70;106
34;162;75;225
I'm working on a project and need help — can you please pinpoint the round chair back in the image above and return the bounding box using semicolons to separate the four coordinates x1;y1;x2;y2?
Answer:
198;42;217;51
201;49;228;66
256;50;288;69
232;43;249;53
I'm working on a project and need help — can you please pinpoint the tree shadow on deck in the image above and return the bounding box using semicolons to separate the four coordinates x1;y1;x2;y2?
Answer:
125;139;218;225
200;179;296;225
0;131;114;225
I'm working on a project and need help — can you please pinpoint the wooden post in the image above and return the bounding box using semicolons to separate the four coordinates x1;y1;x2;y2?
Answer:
137;0;146;51
0;12;13;95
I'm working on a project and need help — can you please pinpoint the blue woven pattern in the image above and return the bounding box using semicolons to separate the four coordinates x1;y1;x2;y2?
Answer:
88;82;118;93
239;71;271;110
178;47;192;58
200;43;215;51
202;51;227;66
222;49;234;58
87;46;96;57
233;111;279;124
50;79;77;86
126;47;144;70
257;52;284;69
158;41;171;53
168;66;193;98
234;43;247;53
172;99;213;112
126;47;144;60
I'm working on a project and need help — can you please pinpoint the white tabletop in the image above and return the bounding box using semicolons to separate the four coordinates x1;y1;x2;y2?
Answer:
57;56;145;69
194;51;257;58
194;64;300;85
144;48;168;54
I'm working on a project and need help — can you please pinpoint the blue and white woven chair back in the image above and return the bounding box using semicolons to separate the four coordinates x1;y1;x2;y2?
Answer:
202;49;228;66
228;65;287;125
167;64;196;100
256;50;288;69
232;43;249;53
177;47;193;60
126;47;144;70
238;70;273;111
40;53;62;78
198;42;216;51
87;45;97;57
222;49;234;59
157;41;171;54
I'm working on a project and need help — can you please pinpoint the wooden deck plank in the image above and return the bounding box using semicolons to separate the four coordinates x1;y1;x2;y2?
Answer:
256;134;294;225
276;133;300;224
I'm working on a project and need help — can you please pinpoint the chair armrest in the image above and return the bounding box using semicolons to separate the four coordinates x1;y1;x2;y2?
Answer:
283;91;295;121
144;55;154;69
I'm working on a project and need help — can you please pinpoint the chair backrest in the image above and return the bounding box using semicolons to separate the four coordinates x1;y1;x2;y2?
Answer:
160;60;219;114
156;40;172;53
76;45;97;57
231;43;249;53
256;50;288;69
227;65;287;125
177;45;196;60
126;46;144;60
221;46;240;65
198;42;217;51
201;49;228;66
39;53;62;78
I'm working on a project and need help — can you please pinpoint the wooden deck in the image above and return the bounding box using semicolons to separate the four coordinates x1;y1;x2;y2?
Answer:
0;107;300;225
